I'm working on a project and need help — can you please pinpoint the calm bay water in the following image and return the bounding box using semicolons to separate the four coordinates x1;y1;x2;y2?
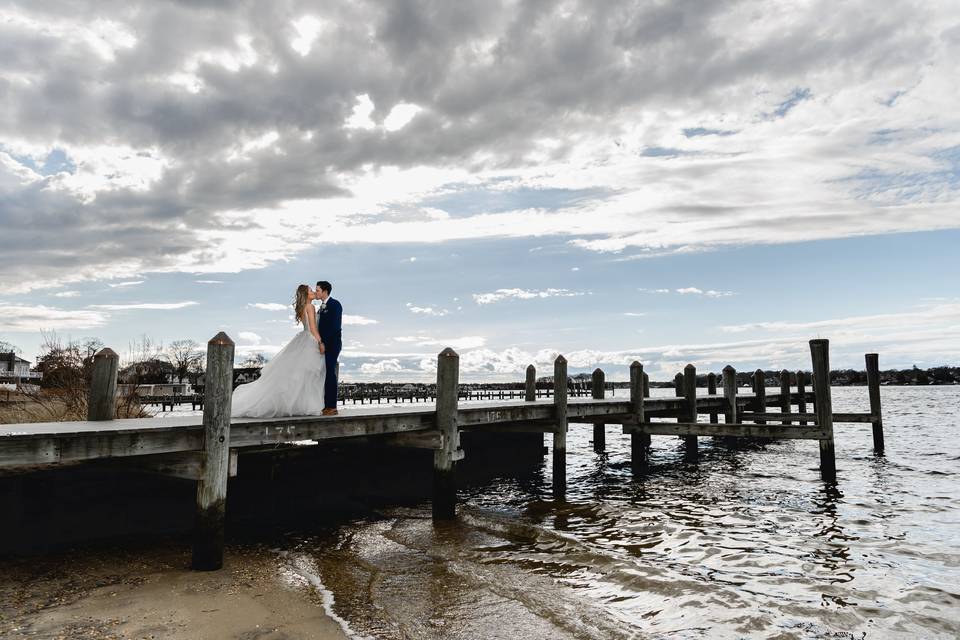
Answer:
267;386;960;639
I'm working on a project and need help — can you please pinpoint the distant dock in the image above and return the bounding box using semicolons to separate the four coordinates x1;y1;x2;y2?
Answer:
0;337;883;571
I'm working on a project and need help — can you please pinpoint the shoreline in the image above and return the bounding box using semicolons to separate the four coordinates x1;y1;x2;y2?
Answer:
0;542;351;640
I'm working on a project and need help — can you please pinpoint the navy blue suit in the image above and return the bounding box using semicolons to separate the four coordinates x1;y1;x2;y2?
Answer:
316;297;342;409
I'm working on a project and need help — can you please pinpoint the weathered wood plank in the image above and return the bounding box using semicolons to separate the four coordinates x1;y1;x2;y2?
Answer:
623;422;830;440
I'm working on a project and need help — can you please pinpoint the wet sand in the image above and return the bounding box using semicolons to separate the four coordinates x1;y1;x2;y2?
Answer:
0;543;349;640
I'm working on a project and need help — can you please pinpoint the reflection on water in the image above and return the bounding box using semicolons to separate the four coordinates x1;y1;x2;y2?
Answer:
273;387;960;639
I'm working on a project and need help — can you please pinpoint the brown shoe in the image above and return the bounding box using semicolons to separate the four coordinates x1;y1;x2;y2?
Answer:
321;408;339;416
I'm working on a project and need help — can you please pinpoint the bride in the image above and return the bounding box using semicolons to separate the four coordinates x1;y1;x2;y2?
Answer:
231;284;327;418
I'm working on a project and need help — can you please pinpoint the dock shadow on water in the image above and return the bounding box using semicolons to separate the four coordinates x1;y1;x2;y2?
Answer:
2;387;960;639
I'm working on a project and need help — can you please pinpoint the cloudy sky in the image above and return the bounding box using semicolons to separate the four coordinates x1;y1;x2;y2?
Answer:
1;0;959;381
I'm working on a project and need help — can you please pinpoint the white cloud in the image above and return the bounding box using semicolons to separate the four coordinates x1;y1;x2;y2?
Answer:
290;15;326;57
359;359;405;375
248;303;288;311
195;280;224;284
0;304;108;331
344;314;378;325
406;303;449;317
472;288;588;305
237;331;263;345
108;280;144;288
344;94;376;131
383;103;422;132
393;335;486;350
53;291;81;298
88;301;198;310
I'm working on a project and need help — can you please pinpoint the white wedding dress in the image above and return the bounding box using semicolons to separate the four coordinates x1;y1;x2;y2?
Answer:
231;314;327;418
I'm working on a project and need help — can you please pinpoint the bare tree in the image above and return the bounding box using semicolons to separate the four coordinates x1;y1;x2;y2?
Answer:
167;339;202;383
0;340;21;356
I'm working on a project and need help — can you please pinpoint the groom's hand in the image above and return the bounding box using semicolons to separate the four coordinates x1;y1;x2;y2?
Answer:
318;342;326;354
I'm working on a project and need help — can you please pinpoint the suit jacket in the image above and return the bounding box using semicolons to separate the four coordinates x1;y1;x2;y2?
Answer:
316;297;343;345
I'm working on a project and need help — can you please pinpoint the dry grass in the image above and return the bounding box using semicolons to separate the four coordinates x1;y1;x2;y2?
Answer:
0;388;149;424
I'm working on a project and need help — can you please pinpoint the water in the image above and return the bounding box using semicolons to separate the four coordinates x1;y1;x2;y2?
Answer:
259;386;960;639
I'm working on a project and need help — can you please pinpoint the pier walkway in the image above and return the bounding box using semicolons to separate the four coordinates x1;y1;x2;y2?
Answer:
1;337;884;571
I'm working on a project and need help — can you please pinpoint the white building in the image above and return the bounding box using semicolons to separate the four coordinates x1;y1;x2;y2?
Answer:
0;353;41;381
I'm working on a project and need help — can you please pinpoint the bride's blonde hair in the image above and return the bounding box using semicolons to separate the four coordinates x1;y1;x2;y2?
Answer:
293;284;310;325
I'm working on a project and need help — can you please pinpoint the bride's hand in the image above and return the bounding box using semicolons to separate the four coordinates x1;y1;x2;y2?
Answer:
318;341;326;354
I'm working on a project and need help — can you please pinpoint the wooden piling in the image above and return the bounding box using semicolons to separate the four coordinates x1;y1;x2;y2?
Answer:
796;370;807;426
592;368;605;452
192;332;235;571
87;348;119;421
433;348;461;519
707;372;718;424
722;366;737;424
674;373;683;397
810;339;836;482
525;364;536;402
642;372;651;449
780;369;791;425
682;364;698;458
865;353;884;453
630;361;645;470
553;355;567;498
753;369;766;425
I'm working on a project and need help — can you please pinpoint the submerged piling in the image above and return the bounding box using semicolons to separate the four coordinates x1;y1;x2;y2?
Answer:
592;368;605;453
810;339;836;482
433;348;460;520
553;355;568;498
866;353;884;453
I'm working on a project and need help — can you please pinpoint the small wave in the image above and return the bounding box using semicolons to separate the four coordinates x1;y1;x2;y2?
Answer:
276;549;374;640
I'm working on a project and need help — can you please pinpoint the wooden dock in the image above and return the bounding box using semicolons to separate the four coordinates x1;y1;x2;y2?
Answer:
1;336;884;570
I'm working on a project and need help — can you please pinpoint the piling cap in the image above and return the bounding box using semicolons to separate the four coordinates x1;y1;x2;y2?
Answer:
630;360;642;369
95;347;118;359
684;363;696;372
554;354;566;364
592;367;603;375
755;368;764;375
208;331;235;346
526;364;535;371
722;365;735;373
438;347;459;358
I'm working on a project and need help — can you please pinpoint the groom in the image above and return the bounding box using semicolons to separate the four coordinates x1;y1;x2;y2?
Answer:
315;280;342;416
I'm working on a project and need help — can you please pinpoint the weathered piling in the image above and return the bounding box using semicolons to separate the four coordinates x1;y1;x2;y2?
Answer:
592;368;605;452
87;348;119;421
780;369;791;425
674;373;683;397
553;355;567;497
865;353;884;453
525;364;536;402
810;339;836;482
682;364;698;459
433;348;461;519
192;332;235;571
796;371;807;426
722;366;737;424
641;372;651;449
630;361;645;471
707;372;718;424
753;369;767;425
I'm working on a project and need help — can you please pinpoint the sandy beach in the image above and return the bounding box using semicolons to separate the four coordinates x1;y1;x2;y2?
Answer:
0;543;350;640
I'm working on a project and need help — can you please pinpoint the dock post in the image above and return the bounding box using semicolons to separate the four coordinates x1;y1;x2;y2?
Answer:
192;332;235;571
642;372;651;449
630;362;645;471
865;353;884;453
780;369;791;425
433;348;461;520
525;364;536;402
87;348;119;421
682;364;698;459
810;339;836;482
753;369;766;425
722;366;737;424
707;373;718;424
553;355;568;498
796;371;807;426
592;368;605;452
673;373;683;397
